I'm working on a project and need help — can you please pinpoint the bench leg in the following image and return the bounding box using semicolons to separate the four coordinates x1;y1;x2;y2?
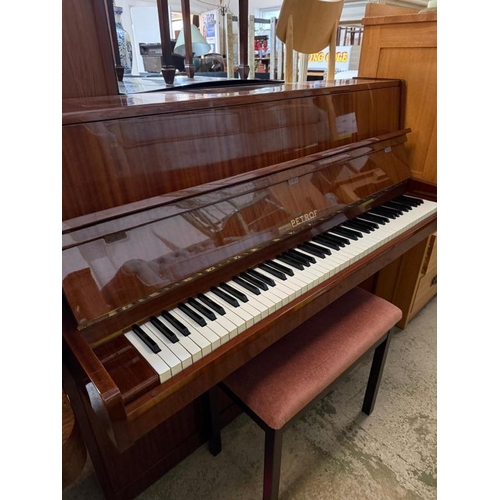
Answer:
263;428;284;500
362;331;393;416
208;386;222;456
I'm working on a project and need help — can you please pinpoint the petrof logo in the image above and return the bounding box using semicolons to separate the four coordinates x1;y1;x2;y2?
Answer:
290;210;318;228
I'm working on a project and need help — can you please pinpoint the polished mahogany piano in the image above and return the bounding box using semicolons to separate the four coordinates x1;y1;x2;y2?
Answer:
62;78;437;499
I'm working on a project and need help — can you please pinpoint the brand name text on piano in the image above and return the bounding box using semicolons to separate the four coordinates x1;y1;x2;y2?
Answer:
290;210;318;228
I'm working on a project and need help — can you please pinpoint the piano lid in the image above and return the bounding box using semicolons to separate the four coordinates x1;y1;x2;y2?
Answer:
62;130;411;330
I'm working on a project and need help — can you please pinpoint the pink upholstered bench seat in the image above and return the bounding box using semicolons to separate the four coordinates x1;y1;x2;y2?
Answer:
223;287;403;430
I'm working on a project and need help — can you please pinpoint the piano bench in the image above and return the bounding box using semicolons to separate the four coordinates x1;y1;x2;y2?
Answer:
208;286;402;500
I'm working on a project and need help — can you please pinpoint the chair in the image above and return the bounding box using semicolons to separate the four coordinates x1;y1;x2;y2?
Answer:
276;0;345;82
208;286;402;500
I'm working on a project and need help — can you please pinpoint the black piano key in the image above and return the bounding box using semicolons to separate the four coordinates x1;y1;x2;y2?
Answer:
381;202;404;215
385;200;411;212
338;225;363;238
395;195;423;207
266;260;294;277
132;324;161;354
258;263;287;281
150;316;179;343
187;298;217;320
197;293;226;315
358;212;388;225
247;269;276;287
211;287;240;307
343;220;372;234
313;235;340;251
369;207;398;219
220;283;249;303
178;303;207;326
276;254;304;271
233;276;261;295
355;215;379;228
323;232;350;246
241;272;269;291
298;244;326;259
301;241;330;256
161;310;191;336
330;227;360;240
288;248;315;264
353;217;378;230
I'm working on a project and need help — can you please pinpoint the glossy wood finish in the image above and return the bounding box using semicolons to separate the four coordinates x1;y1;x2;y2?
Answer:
62;79;402;220
62;131;411;338
358;12;437;184
62;390;87;489
62;79;401;125
62;358;239;500
62;135;437;455
62;80;436;499
62;0;118;98
64;189;436;453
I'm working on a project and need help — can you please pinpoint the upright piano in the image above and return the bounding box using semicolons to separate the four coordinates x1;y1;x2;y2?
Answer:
62;78;437;499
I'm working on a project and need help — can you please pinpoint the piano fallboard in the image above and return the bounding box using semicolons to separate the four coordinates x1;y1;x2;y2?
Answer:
63;130;411;341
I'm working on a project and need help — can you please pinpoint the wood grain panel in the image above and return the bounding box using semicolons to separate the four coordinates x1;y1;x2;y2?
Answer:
358;12;437;184
358;12;437;326
377;47;437;183
62;84;402;220
62;390;87;489
62;0;118;98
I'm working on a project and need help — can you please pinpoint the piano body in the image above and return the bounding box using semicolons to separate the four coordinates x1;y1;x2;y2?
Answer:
62;78;437;499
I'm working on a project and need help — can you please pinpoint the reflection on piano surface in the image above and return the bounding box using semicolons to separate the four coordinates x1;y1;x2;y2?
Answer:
62;79;437;500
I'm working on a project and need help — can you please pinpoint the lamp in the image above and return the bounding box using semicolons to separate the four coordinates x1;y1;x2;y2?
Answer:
173;24;211;57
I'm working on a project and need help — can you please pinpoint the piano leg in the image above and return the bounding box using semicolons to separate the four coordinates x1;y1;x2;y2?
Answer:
208;387;222;456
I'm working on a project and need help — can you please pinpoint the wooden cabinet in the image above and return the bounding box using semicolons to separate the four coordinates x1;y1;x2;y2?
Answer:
374;232;437;328
358;11;437;326
358;11;437;184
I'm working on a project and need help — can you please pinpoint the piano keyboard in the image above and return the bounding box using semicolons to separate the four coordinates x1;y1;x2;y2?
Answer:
124;196;437;383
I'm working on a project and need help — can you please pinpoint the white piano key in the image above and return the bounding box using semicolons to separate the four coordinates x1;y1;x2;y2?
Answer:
220;281;264;323
292;250;335;276
129;196;437;386
256;267;300;302
170;307;222;349
161;311;212;357
226;280;268;321
156;315;203;362
124;330;173;382
203;291;248;334
143;321;193;370
206;290;255;328
267;260;314;292
206;312;240;343
235;277;279;314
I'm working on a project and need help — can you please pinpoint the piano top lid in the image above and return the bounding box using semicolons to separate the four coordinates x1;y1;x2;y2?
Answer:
62;130;411;336
62;78;402;125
